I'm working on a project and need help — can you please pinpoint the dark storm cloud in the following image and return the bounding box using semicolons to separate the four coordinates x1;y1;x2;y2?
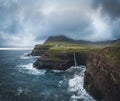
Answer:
0;0;120;47
93;0;120;40
93;0;120;18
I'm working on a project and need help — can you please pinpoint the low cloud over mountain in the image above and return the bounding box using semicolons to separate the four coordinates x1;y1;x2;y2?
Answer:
0;0;120;47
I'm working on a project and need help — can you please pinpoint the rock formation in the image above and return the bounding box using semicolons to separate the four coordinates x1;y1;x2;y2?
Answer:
33;51;87;70
31;36;120;101
32;46;120;101
84;47;120;101
31;44;52;56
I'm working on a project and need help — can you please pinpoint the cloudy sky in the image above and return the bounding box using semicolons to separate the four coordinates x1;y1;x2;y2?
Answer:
0;0;120;47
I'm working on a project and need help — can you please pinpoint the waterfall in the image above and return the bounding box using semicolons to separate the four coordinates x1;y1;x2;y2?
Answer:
67;53;95;101
73;52;77;66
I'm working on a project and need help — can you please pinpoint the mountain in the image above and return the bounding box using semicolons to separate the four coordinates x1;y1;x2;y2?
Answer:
44;35;93;44
44;35;117;45
44;35;74;43
114;39;120;46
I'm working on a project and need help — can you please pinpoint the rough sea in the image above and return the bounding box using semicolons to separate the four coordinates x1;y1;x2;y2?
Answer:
0;50;95;101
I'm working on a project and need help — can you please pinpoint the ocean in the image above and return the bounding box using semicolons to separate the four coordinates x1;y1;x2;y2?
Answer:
0;50;95;101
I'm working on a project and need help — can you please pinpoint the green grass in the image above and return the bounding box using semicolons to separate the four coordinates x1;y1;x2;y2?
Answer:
34;44;53;49
45;41;83;47
34;41;120;63
44;41;109;48
103;46;120;64
44;41;105;53
46;46;98;55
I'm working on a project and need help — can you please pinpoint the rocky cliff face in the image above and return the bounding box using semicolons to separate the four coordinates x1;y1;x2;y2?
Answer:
33;51;87;70
31;45;52;56
34;52;74;70
31;40;120;101
84;47;120;101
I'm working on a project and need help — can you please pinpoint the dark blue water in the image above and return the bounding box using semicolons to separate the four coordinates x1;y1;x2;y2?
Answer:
0;50;95;101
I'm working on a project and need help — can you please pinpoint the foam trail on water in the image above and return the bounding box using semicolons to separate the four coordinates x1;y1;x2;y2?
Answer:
52;70;64;73
16;87;24;96
67;66;95;101
17;63;46;75
20;53;40;59
20;55;32;59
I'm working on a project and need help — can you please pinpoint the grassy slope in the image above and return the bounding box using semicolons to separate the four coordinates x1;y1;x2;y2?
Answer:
35;40;120;63
42;40;120;101
103;46;120;64
44;41;108;53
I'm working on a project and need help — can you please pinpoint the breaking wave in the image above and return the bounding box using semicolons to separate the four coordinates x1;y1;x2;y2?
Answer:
67;66;95;101
17;63;46;75
20;53;40;59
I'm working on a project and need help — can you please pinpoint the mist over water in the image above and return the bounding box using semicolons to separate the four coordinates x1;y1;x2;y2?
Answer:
0;50;95;101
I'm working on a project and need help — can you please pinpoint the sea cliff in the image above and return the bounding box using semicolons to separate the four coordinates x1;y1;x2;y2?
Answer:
31;36;120;101
84;46;120;101
31;44;52;56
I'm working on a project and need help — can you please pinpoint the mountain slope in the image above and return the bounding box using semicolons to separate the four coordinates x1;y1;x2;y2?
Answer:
44;35;74;43
44;35;117;45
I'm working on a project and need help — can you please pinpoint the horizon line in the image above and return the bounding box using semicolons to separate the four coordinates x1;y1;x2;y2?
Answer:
0;48;33;50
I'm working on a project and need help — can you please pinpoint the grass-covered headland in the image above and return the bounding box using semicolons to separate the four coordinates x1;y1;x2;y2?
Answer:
31;36;120;101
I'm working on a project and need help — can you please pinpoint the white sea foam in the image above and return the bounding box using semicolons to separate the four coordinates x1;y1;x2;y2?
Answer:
58;80;63;87
66;66;83;73
32;56;40;58
16;87;24;96
20;53;40;59
59;80;63;84
52;70;64;73
68;66;95;101
20;55;32;59
17;63;46;75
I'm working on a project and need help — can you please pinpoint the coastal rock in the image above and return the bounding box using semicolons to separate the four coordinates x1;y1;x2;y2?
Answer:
33;52;74;70
33;46;120;101
33;51;87;70
31;36;120;101
84;47;120;101
31;44;52;56
32;45;120;101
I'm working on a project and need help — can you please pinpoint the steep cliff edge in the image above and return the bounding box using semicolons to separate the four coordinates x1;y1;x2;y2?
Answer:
33;47;87;70
33;46;120;101
30;35;116;56
31;36;120;101
84;46;120;101
31;44;52;56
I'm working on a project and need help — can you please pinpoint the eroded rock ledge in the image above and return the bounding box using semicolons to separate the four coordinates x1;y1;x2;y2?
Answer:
33;51;87;70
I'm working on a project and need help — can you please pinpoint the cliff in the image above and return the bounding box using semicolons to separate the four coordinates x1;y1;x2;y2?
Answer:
31;35;117;56
84;46;120;101
33;47;87;70
31;44;52;56
31;36;120;101
32;46;120;101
